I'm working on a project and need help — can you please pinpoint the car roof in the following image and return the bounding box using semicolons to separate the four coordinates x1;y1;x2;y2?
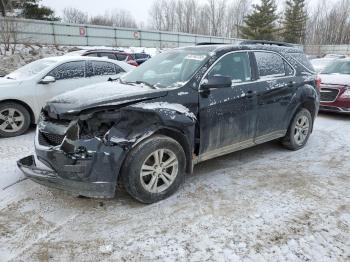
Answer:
177;43;303;55
40;55;130;65
84;49;130;54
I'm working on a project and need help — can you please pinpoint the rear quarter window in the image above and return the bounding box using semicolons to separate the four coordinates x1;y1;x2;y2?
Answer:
289;52;314;71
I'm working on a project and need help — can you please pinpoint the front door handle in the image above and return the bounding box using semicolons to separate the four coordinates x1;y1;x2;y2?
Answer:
246;90;256;99
287;81;296;88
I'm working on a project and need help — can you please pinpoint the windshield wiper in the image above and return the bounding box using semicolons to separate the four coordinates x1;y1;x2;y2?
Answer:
6;76;15;80
125;80;158;89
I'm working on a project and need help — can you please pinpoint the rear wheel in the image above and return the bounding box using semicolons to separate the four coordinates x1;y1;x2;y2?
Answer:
121;135;186;204
282;108;312;150
0;102;31;138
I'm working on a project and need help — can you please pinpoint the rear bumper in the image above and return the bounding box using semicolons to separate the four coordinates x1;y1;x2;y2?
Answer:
17;155;116;198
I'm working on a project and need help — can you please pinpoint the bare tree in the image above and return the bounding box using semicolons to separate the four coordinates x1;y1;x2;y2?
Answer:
109;9;137;28
225;0;250;38
305;0;350;45
62;7;88;24
90;9;137;28
0;16;19;55
205;0;227;36
148;0;250;37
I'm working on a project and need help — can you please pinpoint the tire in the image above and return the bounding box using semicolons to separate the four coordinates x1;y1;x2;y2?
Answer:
0;102;31;138
282;108;313;151
121;135;186;204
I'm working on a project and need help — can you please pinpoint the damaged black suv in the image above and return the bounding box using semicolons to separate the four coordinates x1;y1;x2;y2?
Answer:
18;41;319;203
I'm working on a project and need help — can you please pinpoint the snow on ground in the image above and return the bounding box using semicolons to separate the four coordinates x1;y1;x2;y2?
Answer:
0;113;349;261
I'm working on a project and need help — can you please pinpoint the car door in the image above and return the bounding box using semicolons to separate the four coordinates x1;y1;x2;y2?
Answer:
86;60;124;84
198;51;259;159
252;51;297;142
37;61;90;109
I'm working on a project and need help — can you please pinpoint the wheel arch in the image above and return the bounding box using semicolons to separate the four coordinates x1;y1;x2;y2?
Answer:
0;99;35;124
153;127;193;174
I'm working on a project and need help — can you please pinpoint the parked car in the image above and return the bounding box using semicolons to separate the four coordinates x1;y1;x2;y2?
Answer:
0;56;133;137
318;59;350;113
66;49;140;66
323;54;346;59
131;53;151;65
18;41;319;203
311;57;341;72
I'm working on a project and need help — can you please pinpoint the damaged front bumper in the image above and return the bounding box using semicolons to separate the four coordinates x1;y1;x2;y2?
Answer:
17;126;127;198
17;155;116;198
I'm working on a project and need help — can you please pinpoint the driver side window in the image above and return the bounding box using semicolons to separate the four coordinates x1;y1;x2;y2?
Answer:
208;52;252;83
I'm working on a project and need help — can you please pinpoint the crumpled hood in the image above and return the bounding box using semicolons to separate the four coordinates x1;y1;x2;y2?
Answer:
45;82;168;115
319;74;350;86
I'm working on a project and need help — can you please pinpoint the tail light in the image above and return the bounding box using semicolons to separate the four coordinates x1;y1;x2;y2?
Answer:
315;76;321;91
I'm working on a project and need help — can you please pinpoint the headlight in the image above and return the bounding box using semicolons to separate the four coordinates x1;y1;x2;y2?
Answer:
340;89;350;99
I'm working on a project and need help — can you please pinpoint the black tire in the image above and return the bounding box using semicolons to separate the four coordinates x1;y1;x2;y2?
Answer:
282;108;313;151
121;135;186;204
0;102;31;138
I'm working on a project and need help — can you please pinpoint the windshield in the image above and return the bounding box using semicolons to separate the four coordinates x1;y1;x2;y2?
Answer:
321;60;350;74
6;59;57;80
121;49;209;88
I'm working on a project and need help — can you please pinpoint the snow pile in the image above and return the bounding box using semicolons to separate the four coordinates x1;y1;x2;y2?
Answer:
0;44;70;76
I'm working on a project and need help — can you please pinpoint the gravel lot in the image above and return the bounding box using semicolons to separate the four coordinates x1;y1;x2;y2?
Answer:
0;113;349;261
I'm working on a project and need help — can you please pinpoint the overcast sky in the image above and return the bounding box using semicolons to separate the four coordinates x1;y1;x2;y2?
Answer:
42;0;335;25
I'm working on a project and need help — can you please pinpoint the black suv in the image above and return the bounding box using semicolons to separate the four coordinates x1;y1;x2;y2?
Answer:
18;41;319;203
132;53;152;65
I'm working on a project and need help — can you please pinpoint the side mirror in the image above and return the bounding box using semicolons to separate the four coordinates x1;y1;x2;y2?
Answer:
201;75;232;90
40;76;56;84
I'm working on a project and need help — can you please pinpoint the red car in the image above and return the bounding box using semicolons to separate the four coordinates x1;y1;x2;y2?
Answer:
318;59;350;114
67;49;139;66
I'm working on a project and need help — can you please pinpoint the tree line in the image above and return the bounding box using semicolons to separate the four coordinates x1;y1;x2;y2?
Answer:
2;0;350;45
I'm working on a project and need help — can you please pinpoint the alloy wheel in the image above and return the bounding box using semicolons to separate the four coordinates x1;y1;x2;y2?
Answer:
0;108;25;133
294;115;310;146
140;149;179;193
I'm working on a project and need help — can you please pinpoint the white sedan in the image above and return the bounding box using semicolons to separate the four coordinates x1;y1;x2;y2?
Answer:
0;56;133;137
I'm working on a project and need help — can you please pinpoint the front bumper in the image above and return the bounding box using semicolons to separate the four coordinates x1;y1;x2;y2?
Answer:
17;127;127;198
319;105;350;114
17;155;116;198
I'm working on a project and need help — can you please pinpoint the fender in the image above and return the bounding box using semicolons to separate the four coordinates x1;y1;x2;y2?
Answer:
283;83;319;131
102;102;197;175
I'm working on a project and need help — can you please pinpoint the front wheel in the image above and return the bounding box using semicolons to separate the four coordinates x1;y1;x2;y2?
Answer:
282;108;313;150
121;135;186;204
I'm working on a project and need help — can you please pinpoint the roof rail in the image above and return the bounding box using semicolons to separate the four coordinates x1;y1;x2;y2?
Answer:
196;42;226;46
240;40;295;47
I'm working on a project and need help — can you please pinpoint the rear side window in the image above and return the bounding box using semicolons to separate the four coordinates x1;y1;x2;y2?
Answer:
47;61;85;80
85;53;98;57
99;53;116;60
135;53;148;59
208;52;252;83
116;54;127;61
91;61;117;76
255;52;286;78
